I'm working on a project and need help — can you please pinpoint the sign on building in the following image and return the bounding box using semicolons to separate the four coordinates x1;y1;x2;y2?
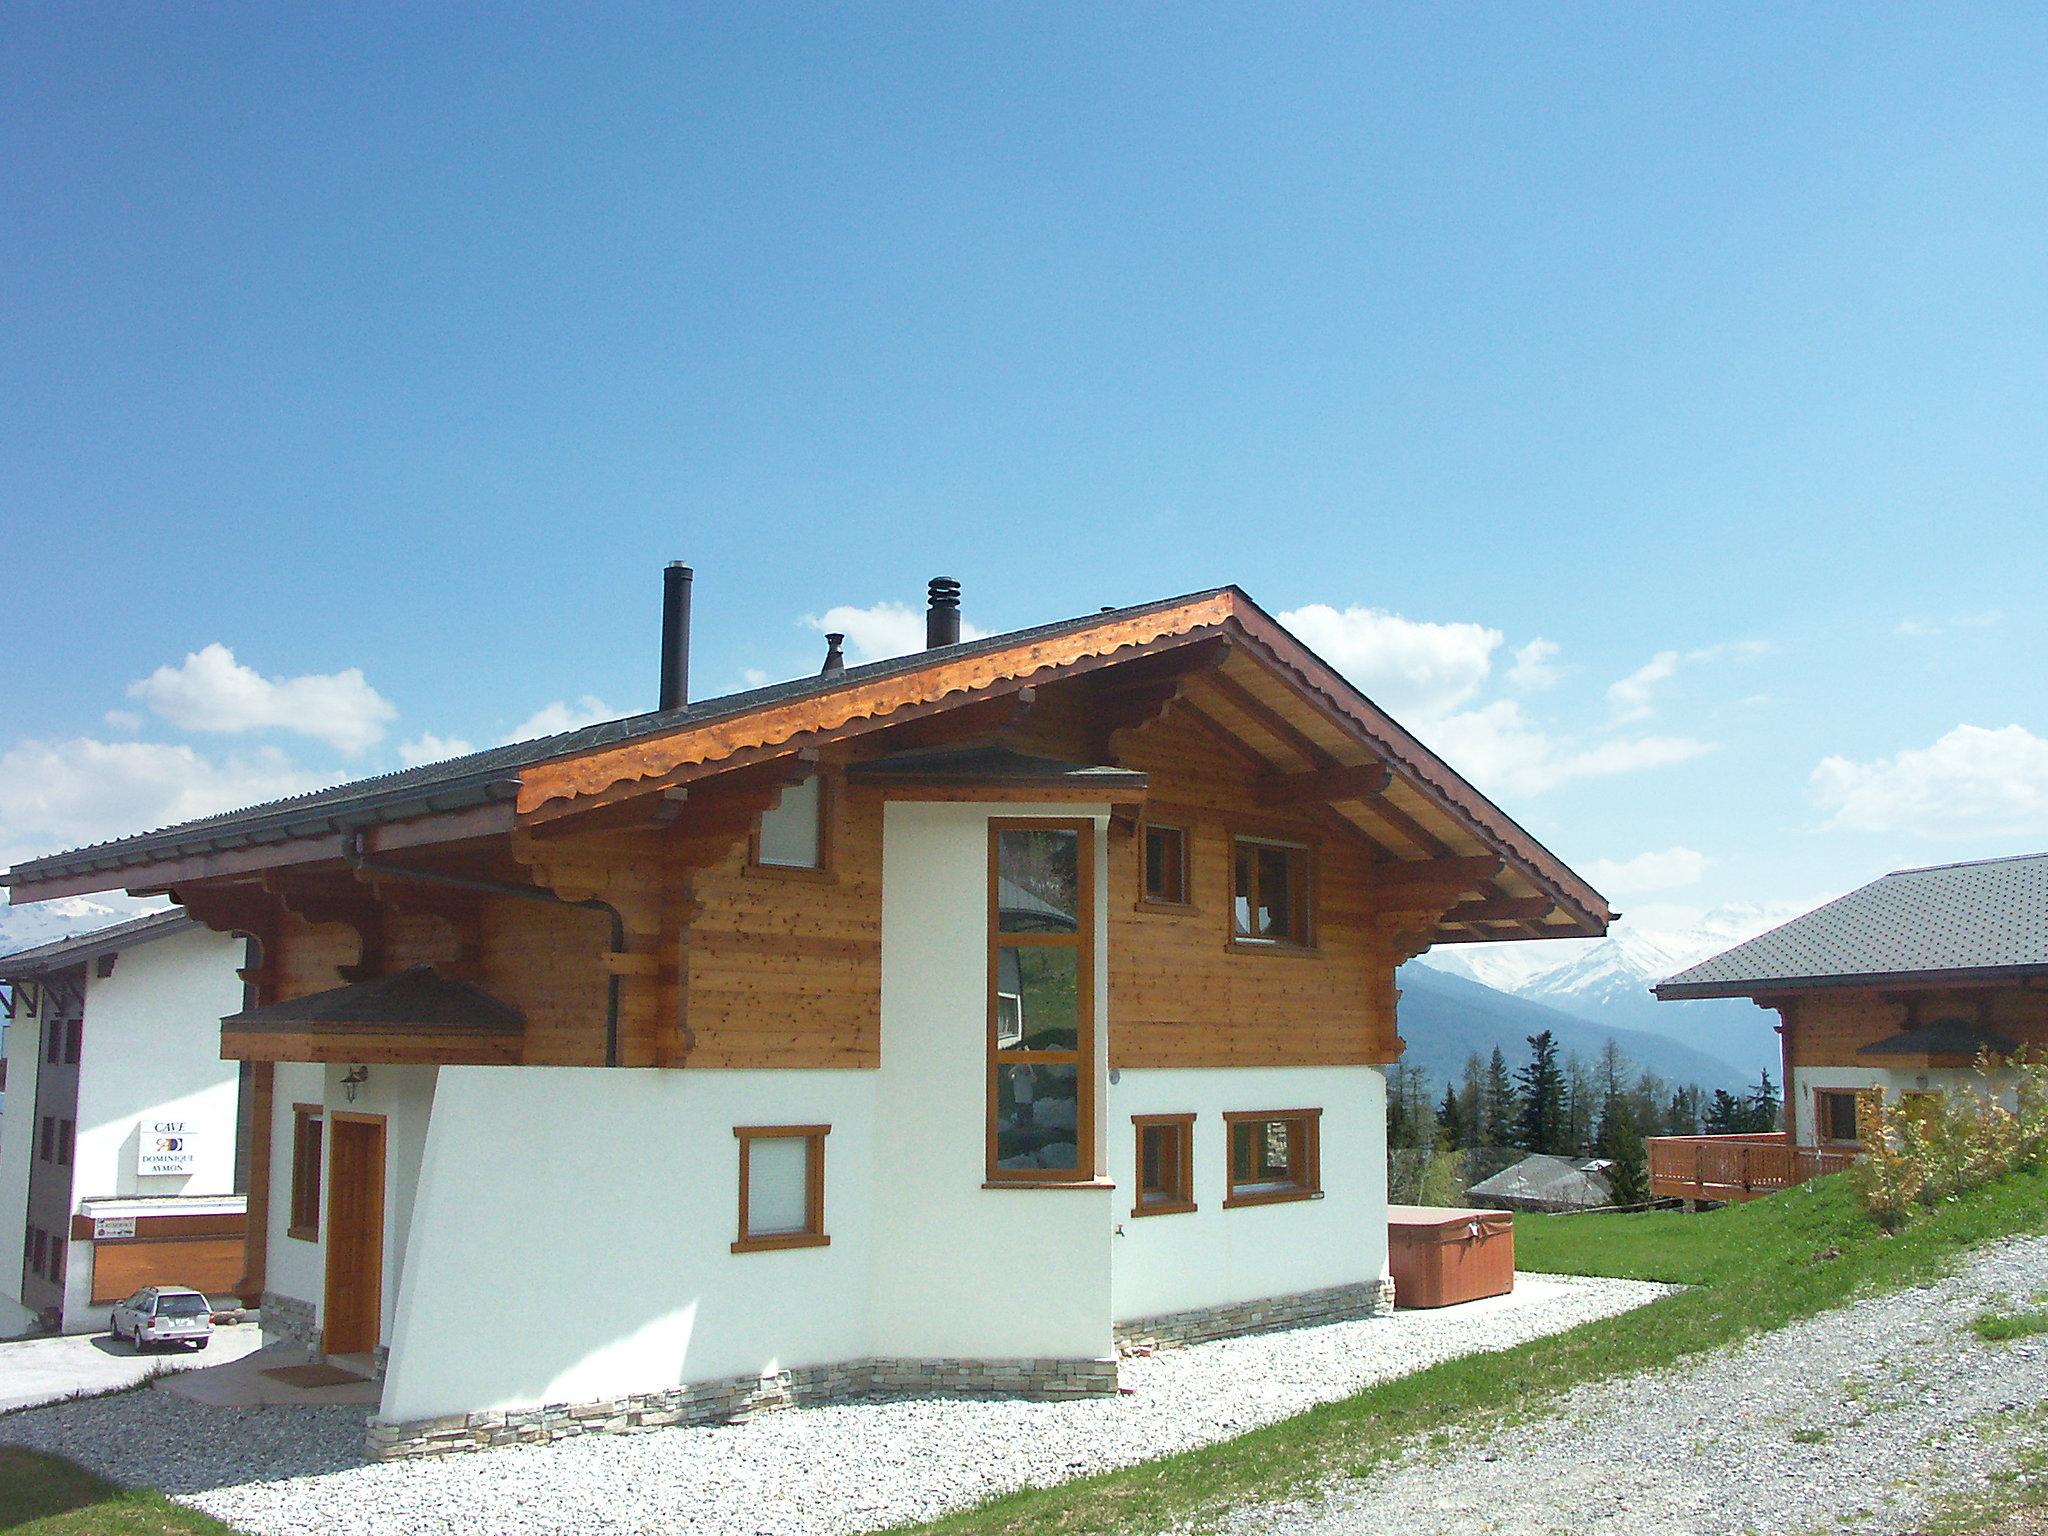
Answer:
139;1120;199;1176
94;1215;137;1240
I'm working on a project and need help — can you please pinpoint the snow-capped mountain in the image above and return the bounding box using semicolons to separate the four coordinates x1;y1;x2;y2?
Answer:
1418;903;1814;1079
0;893;171;958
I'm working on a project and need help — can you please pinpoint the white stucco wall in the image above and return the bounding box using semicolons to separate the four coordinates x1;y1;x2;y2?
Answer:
1792;1064;2020;1145
869;801;1115;1364
1107;1065;1388;1323
259;1061;437;1351
0;988;42;1331
263;1061;327;1321
380;1065;878;1424
63;926;247;1329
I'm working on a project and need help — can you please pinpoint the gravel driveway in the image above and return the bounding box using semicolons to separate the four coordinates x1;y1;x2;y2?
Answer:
0;1273;1659;1535
1224;1232;2048;1536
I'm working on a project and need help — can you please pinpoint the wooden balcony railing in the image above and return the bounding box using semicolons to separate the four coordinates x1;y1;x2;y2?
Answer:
1647;1132;1859;1203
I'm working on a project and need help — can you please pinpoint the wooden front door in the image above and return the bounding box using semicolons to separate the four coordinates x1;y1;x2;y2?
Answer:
322;1113;385;1357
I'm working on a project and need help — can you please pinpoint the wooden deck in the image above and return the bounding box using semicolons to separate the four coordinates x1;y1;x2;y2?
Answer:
1647;1132;1858;1203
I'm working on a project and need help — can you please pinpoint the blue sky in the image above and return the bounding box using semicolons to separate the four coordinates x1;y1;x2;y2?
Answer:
2;6;2043;937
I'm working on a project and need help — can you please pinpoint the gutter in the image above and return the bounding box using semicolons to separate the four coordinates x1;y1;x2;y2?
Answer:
342;832;626;1068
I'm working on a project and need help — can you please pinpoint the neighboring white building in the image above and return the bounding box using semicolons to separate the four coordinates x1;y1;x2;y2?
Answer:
1;572;1613;1452
0;911;249;1335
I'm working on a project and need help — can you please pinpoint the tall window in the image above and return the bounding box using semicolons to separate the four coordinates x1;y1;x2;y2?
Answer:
1232;836;1311;946
988;820;1095;1181
288;1105;323;1240
64;1018;82;1065
1141;822;1189;907
753;773;828;872
1224;1109;1322;1207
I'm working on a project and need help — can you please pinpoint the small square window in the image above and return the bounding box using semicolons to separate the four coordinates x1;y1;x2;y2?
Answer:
1231;838;1311;946
1224;1110;1322;1207
1815;1090;1861;1145
1132;1114;1196;1217
753;774;829;872
1141;824;1189;906
733;1125;830;1252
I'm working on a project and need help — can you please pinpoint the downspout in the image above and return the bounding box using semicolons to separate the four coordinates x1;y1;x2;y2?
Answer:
343;831;627;1069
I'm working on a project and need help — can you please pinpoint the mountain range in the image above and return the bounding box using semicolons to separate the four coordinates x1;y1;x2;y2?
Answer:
1416;903;1811;1082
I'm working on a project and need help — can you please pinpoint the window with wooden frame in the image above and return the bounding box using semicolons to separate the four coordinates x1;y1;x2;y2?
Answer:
64;1018;82;1065
1132;1114;1196;1216
39;1115;55;1163
733;1125;829;1252
45;1020;60;1064
1223;1109;1322;1207
1139;821;1190;908
29;1227;46;1277
288;1104;323;1240
1814;1089;1861;1145
57;1119;73;1167
1230;836;1312;947
988;819;1095;1182
750;771;832;875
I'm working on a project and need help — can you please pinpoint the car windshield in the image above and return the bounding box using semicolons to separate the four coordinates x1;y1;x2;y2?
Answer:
157;1294;211;1318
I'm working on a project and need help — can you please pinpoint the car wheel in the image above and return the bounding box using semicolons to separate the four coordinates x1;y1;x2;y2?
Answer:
192;1339;209;1351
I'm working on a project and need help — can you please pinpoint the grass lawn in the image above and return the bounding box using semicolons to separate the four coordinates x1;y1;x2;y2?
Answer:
893;1166;2048;1535
0;1447;234;1535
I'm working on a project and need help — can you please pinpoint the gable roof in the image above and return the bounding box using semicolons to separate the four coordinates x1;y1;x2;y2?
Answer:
1655;852;2048;1000
0;585;1613;935
0;908;195;979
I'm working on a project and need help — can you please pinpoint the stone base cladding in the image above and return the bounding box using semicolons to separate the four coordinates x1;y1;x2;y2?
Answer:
1114;1277;1396;1353
365;1355;1121;1460
259;1291;318;1353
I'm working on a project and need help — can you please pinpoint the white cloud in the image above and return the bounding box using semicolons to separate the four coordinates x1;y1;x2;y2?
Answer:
1607;651;1680;723
1811;723;2048;836
803;603;990;664
1416;700;1715;798
1898;610;2003;639
398;732;475;767
102;709;142;732
1606;640;1769;722
741;668;771;688
0;736;330;862
1278;604;1502;721
1582;846;1709;898
506;696;617;742
128;643;396;756
1507;638;1562;692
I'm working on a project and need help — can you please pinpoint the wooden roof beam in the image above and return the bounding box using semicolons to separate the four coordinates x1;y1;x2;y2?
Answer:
1443;895;1557;925
1256;763;1392;806
1365;855;1503;900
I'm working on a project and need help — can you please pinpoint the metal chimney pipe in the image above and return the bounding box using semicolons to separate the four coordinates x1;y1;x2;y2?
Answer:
925;576;961;649
659;562;693;711
820;633;846;676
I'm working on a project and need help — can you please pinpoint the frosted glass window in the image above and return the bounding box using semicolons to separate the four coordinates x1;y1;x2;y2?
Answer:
757;775;823;868
746;1135;811;1236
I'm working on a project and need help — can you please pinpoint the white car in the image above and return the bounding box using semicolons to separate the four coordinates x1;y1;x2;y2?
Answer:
111;1286;215;1352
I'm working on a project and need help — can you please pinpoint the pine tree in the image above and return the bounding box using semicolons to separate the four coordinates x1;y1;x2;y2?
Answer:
1564;1053;1596;1156
1436;1083;1468;1148
1484;1047;1517;1149
1457;1054;1486;1151
1745;1070;1781;1134
1516;1030;1570;1154
1596;1090;1649;1205
1703;1088;1743;1134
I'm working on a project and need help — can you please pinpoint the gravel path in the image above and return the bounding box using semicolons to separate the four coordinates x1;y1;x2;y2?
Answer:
0;1273;1660;1535
1224;1232;2048;1536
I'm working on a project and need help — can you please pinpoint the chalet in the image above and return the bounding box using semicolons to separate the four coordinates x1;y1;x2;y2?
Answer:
1648;852;2048;1202
0;912;250;1335
0;570;1611;1456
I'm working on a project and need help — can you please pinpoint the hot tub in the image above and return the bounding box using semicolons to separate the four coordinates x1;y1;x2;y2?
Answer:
1386;1203;1515;1308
